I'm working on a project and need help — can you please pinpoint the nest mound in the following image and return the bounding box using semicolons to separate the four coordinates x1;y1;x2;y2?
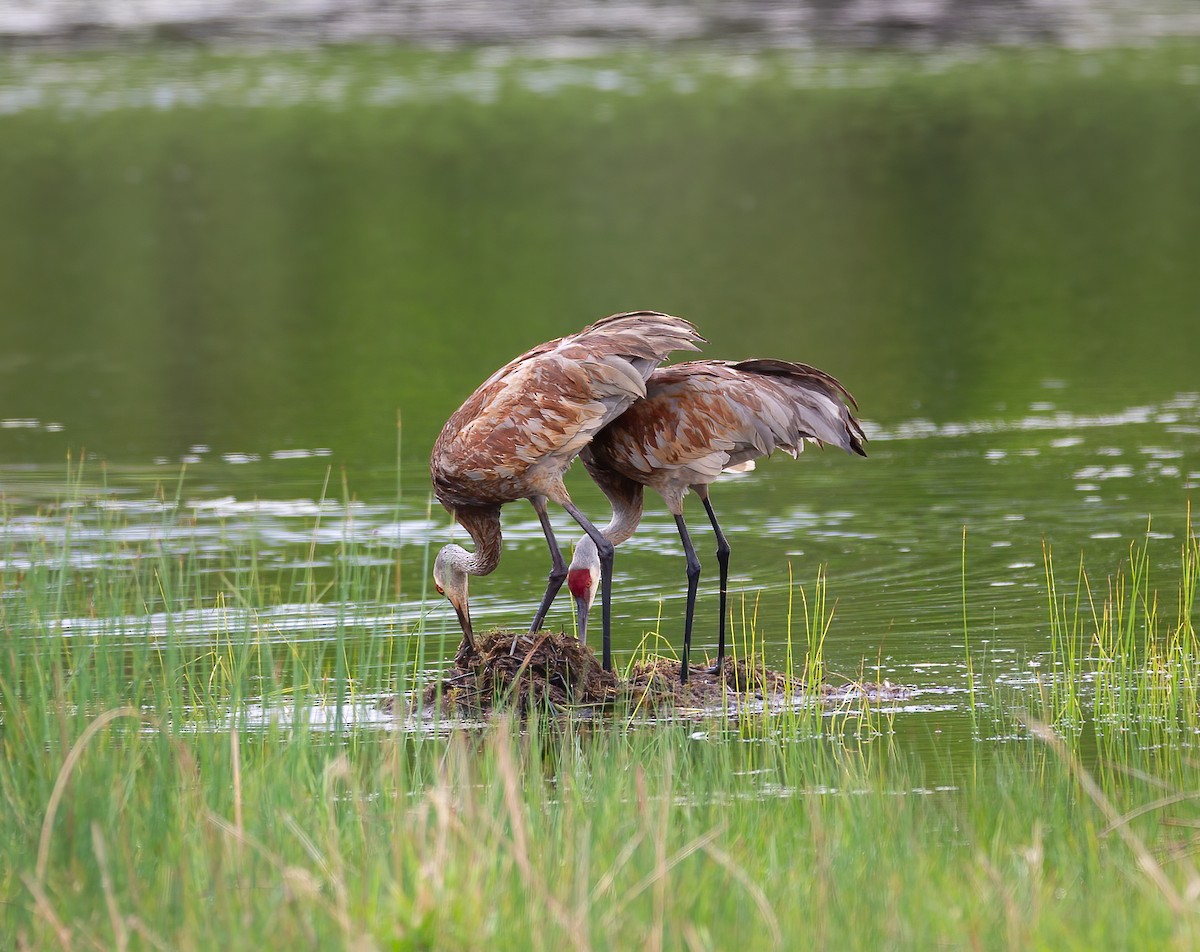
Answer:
418;630;619;714
409;630;813;718
622;656;800;710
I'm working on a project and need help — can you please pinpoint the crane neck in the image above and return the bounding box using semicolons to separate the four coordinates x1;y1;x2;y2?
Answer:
601;486;644;547
452;505;503;577
581;451;645;548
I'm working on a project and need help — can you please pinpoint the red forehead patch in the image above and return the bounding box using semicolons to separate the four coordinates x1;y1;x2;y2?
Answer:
567;568;594;599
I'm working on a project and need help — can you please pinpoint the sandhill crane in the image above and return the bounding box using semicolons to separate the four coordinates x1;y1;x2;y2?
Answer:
430;311;703;671
566;358;866;682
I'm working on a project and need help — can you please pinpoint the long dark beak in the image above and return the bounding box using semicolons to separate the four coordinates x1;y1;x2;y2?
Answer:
452;600;475;654
574;593;590;648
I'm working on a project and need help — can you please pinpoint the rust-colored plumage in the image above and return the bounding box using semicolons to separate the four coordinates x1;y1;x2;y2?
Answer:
430;311;703;670
567;358;866;681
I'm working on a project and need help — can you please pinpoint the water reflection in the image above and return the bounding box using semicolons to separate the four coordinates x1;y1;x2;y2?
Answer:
3;44;1199;768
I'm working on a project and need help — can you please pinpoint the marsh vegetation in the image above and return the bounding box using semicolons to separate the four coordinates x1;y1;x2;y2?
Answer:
2;39;1200;949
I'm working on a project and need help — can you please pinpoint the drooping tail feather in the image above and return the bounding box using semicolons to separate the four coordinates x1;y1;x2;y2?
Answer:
731;358;867;457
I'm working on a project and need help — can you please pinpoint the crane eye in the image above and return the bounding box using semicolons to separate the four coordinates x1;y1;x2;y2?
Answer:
434;583;444;595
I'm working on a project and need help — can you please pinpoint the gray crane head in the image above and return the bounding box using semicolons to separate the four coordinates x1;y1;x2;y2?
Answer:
566;536;601;647
433;543;474;648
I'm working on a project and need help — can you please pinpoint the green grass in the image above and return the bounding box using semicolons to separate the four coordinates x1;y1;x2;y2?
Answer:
4;474;1200;949
1036;508;1200;755
7;703;1200;950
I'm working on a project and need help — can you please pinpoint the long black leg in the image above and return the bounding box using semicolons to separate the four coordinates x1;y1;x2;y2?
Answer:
526;496;568;636
673;513;702;684
561;500;615;672
699;490;731;673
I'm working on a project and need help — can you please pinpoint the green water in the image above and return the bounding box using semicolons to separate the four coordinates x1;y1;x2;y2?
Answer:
1;45;1198;749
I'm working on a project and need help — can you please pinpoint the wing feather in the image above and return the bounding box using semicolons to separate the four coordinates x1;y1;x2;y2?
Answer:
431;312;703;507
586;358;866;506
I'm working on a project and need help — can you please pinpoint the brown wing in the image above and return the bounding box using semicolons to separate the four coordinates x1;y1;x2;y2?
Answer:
588;359;865;507
431;312;702;508
727;358;867;456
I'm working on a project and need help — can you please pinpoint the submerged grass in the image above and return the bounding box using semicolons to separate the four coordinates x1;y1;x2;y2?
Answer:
5;467;1200;948
1035;507;1200;755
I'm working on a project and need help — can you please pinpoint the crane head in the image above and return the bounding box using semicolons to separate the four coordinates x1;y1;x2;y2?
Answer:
433;544;474;648
567;537;601;646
